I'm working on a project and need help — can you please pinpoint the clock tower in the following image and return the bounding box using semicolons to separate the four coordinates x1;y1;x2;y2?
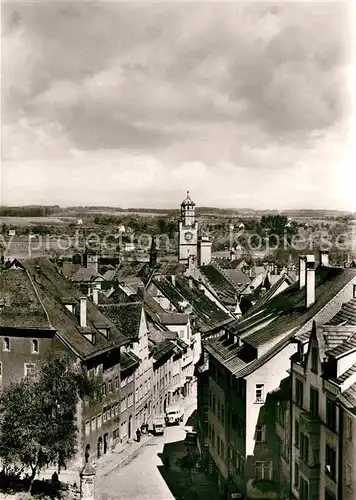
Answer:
178;191;198;263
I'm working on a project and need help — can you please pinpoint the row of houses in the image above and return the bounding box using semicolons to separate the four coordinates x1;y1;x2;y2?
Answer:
196;250;356;500
0;254;245;468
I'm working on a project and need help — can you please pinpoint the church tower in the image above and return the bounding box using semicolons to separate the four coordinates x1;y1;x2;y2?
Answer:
178;191;198;263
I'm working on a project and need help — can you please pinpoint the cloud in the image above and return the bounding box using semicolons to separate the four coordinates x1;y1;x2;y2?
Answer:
1;1;353;209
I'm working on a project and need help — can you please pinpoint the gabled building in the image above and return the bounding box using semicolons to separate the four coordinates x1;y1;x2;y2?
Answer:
99;301;153;430
0;258;131;467
199;253;356;499
289;299;356;500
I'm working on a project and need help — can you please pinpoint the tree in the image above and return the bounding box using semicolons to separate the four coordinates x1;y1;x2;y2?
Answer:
0;355;97;492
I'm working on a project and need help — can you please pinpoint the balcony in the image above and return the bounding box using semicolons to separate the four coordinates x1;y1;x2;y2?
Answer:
299;410;321;435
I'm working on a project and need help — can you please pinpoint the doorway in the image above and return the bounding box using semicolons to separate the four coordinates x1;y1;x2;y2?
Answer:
103;433;108;454
128;415;132;439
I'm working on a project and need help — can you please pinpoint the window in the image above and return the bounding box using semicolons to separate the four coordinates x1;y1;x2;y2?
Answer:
294;462;299;489
295;378;304;407
91;417;96;431
108;380;113;393
255;384;265;403
311;347;318;373
97;414;102;429
85;420;90;436
255;425;266;443
344;412;353;439
300;476;309;500
217;401;221;420
325;444;336;480
128;393;133;407
3;337;10;352
255;461;272;480
115;376;120;390
121;398;127;412
300;433;309;464
326;398;337;432
31;339;39;354
24;363;36;377
103;408;107;423
295;420;300;448
345;462;352;488
310;387;319;419
102;383;107;397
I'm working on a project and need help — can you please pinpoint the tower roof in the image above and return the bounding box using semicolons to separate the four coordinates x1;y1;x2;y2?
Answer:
181;191;195;207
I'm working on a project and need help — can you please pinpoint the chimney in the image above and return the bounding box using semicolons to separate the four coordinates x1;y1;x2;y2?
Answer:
80;296;87;328
171;275;176;287
188;278;193;289
305;255;316;308
299;255;307;289
92;287;99;305
319;250;329;267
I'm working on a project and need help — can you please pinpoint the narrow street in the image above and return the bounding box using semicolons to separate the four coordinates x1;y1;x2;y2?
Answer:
96;400;223;500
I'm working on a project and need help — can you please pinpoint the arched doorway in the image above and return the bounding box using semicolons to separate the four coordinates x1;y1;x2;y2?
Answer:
97;437;102;459
84;444;90;463
128;415;132;439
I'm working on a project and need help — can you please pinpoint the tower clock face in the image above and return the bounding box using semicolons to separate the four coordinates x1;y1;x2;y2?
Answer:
185;231;193;241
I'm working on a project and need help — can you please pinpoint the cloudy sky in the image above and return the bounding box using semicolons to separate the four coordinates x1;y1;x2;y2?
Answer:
1;1;354;210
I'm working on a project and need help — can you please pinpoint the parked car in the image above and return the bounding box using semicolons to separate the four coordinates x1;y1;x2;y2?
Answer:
152;418;165;435
165;406;184;425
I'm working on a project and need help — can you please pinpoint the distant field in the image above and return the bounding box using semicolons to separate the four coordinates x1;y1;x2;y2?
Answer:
0;216;77;226
83;210;167;217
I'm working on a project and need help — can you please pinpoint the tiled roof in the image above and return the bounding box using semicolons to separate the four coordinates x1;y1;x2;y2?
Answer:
203;336;247;374
336;363;356;384
328;298;356;325
114;262;147;281
71;267;103;282
154;262;187;277
227;267;356;348
159;312;189;325
104;287;135;304
152;276;230;330
327;333;356;358
222;268;251;289
200;264;238;303
336;381;356;412
151;339;176;363
121;351;140;372
0;259;129;359
99;302;142;340
173;276;231;327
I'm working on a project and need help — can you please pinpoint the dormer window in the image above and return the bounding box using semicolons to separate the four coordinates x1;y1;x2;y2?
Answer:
3;337;10;352
61;297;76;314
94;323;110;339
31;339;39;354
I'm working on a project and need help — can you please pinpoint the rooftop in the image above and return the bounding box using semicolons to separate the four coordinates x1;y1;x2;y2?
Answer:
0;259;129;359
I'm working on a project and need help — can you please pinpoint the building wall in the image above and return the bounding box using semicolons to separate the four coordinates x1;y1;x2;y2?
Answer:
245;342;298;458
341;408;356;500
0;332;68;388
131;309;153;428
152;355;174;416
